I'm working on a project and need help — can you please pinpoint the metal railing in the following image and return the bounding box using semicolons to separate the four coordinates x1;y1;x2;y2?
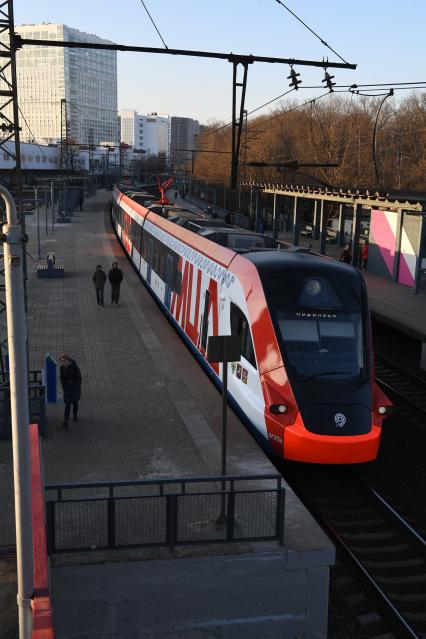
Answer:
45;474;285;553
0;370;46;440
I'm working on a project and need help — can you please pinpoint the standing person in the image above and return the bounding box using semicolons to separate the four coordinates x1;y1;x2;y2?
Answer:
339;244;352;264
59;354;82;428
92;264;107;306
361;240;369;270
108;261;123;306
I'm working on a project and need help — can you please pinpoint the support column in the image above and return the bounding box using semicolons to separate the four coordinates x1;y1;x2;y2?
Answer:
255;190;260;231
272;192;278;239
313;200;320;239
292;197;299;246
1;185;33;639
319;201;326;255
414;213;426;295
392;210;403;282
351;203;362;267
337;204;345;246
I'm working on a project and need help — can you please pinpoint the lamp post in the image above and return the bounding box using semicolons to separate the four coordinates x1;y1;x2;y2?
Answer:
33;186;48;259
207;335;241;523
104;146;114;191
0;184;33;639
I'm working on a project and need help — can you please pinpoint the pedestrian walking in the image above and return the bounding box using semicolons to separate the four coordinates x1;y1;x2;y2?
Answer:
59;354;82;428
339;244;352;264
108;261;123;306
360;240;369;270
92;264;107;306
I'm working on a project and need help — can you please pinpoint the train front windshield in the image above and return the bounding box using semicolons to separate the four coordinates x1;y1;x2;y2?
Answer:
268;271;369;382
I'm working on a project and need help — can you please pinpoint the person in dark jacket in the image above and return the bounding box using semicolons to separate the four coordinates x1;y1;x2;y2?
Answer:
108;262;123;306
339;244;352;264
59;354;82;428
92;264;107;306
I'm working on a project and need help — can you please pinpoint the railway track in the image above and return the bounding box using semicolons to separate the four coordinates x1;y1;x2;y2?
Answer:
375;354;426;417
281;464;426;638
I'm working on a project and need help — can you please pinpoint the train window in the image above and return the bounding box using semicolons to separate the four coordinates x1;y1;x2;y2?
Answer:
175;269;182;295
230;303;256;369
141;230;148;259
200;291;210;350
276;312;364;380
172;254;181;294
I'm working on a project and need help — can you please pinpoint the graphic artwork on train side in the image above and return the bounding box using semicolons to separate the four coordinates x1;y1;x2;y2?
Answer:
111;183;393;464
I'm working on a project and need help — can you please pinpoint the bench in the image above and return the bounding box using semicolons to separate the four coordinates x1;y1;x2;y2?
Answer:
37;253;64;279
300;225;313;238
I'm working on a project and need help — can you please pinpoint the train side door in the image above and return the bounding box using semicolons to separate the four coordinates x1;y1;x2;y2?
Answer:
228;302;264;428
147;238;154;285
164;253;174;309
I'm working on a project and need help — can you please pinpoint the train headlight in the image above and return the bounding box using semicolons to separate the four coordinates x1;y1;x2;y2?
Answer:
270;404;288;415
378;405;394;415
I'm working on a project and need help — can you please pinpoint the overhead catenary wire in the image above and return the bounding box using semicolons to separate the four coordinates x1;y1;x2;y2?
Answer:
199;79;426;146
247;91;331;131
273;0;349;64
200;81;426;143
198;88;296;141
139;0;168;49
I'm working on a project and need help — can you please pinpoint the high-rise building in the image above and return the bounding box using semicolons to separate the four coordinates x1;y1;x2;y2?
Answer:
170;116;199;172
7;23;119;145
120;109;170;157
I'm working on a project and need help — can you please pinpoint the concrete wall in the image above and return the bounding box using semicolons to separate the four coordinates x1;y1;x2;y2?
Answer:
53;548;332;638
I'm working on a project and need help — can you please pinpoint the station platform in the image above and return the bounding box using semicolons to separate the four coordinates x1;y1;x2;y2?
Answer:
177;194;426;363
0;190;334;638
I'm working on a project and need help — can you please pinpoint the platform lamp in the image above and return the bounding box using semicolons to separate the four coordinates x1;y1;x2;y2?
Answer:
207;334;242;524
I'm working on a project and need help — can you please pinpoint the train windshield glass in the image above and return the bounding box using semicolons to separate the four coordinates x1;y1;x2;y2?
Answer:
267;272;368;381
276;312;364;380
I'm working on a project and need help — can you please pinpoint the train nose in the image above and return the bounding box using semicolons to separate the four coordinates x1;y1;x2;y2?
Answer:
299;403;372;436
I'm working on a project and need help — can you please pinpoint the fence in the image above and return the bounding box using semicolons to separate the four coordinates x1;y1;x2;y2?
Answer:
0;370;46;440
45;474;285;554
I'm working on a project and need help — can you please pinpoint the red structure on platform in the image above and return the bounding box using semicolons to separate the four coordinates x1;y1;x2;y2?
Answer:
157;176;175;205
30;424;55;638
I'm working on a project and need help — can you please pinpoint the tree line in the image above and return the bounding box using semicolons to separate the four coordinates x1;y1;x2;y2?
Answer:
193;93;426;194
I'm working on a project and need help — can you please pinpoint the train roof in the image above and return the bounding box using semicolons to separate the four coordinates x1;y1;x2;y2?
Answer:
244;247;364;285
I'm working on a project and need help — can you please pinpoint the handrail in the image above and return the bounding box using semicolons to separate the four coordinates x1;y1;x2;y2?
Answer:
46;473;282;491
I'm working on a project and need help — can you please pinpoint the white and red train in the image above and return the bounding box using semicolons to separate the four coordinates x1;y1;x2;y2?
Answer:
112;185;392;464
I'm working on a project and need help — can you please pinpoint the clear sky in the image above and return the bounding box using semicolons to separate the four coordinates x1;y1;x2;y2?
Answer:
14;0;426;124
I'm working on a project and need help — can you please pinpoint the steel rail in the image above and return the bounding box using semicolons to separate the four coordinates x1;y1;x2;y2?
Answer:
375;355;426;415
321;512;422;639
376;353;426;387
371;487;426;547
282;468;426;639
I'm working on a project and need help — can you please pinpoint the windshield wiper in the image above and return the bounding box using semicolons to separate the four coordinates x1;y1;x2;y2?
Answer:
295;371;351;382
